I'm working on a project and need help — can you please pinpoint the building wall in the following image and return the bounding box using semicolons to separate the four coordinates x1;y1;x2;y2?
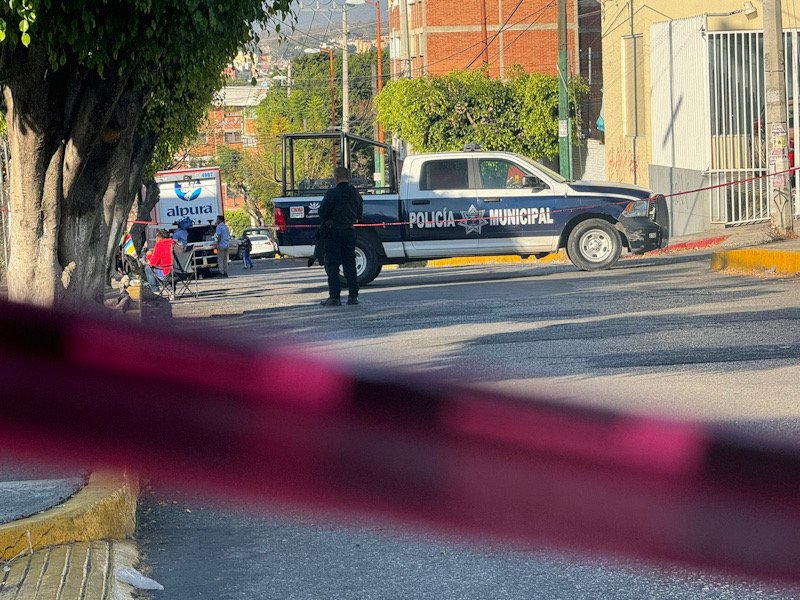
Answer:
389;0;579;78
574;138;606;180
649;165;711;235
602;0;800;189
183;104;260;163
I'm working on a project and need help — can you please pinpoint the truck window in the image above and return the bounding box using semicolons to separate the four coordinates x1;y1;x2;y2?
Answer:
478;159;542;189
419;159;469;191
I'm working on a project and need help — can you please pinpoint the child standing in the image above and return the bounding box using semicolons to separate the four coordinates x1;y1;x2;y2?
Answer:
241;234;253;269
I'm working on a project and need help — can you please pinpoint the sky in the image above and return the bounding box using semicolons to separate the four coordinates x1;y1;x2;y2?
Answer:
261;0;386;46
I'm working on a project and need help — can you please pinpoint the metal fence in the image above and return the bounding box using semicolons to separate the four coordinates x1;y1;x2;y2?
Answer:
708;30;800;225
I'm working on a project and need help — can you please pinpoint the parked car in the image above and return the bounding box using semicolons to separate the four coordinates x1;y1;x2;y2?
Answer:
230;228;278;260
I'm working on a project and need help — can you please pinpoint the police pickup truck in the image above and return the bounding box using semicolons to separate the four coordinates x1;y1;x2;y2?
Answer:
274;133;669;285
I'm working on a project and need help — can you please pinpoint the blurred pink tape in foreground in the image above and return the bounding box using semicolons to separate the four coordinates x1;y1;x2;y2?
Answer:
1;299;800;583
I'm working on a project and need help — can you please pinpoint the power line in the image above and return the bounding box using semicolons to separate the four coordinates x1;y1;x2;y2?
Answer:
483;0;557;68
463;0;527;69
420;1;555;71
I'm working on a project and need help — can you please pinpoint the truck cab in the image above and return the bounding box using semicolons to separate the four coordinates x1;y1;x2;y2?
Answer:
274;133;669;285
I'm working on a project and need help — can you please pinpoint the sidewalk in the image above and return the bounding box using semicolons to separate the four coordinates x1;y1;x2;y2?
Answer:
0;472;140;598
0;464;85;526
0;541;138;600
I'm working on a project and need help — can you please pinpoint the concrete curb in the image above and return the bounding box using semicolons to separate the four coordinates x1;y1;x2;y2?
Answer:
710;247;800;276
0;471;139;562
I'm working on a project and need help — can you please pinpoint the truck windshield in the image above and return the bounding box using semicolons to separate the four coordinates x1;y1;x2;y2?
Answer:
512;153;568;183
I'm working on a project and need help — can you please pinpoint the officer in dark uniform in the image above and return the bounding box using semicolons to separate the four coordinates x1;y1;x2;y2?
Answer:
319;166;364;306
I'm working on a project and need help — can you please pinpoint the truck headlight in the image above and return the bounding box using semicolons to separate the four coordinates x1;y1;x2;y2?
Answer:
622;200;650;218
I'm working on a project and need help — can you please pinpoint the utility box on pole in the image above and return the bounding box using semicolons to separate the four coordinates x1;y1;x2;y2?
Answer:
763;0;794;233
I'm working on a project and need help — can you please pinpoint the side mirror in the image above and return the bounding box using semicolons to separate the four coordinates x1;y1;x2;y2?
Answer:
523;176;546;191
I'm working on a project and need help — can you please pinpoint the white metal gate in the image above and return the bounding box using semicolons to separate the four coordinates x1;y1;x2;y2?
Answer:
708;30;800;225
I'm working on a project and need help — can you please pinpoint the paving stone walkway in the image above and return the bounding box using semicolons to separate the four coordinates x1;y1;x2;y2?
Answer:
0;541;136;600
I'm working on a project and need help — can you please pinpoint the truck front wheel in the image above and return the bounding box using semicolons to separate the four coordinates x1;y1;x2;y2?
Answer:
340;239;382;286
567;219;622;271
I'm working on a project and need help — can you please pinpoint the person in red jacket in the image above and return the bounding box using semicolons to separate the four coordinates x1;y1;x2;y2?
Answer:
144;229;174;289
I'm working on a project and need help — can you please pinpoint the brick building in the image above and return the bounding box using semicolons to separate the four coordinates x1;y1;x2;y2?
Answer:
186;86;267;163
387;0;586;79
182;86;267;211
387;0;605;176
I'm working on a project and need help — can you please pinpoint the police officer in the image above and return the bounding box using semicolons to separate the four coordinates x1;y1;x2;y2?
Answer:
319;166;363;306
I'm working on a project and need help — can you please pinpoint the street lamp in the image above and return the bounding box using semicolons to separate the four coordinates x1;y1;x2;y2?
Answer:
304;48;337;131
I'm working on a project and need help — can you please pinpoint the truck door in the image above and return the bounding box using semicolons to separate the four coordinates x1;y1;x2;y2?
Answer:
404;158;480;258
475;158;562;254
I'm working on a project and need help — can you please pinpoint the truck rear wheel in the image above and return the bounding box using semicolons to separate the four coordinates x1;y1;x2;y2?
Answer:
340;239;381;286
567;219;622;271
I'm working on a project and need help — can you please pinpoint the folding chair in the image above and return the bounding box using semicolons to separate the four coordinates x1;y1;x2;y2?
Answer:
146;264;173;300
171;247;199;299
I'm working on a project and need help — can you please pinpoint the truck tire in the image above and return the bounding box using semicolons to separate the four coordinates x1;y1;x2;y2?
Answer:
567;219;622;271
340;238;382;286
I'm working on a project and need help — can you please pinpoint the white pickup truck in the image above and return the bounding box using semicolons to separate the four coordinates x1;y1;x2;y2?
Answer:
274;133;669;285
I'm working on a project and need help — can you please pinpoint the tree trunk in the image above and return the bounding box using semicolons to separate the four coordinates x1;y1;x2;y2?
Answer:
4;46;146;310
243;192;266;227
57;90;144;310
104;136;155;280
130;180;160;255
4;47;70;307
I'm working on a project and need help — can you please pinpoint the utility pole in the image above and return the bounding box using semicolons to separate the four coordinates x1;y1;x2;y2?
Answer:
398;0;412;77
479;0;490;66
342;7;350;133
763;0;794;233
557;0;572;179
287;62;292;97
498;0;505;79
375;1;386;189
375;0;384;136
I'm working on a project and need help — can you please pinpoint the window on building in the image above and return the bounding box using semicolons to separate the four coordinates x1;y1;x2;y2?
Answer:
224;131;242;144
419;159;469;191
622;34;645;138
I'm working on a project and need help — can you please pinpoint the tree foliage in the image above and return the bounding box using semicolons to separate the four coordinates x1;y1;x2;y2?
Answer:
254;49;388;185
224;208;251;238
2;0;291;161
217;145;269;225
0;0;293;307
376;69;587;159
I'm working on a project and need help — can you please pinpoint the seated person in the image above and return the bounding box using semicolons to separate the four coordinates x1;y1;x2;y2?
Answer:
143;229;174;289
172;217;192;249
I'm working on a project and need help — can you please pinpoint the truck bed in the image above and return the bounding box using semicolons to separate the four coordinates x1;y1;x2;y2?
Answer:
275;193;402;258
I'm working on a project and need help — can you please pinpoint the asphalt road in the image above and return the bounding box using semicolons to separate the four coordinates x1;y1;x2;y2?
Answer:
138;252;800;599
